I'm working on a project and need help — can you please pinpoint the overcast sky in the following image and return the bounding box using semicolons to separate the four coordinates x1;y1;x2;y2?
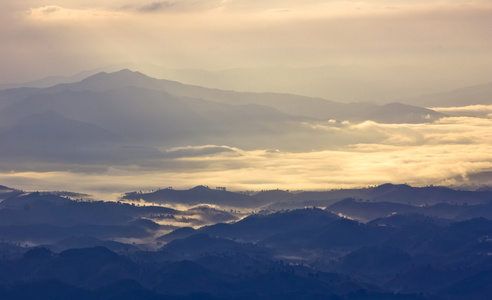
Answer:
2;0;492;89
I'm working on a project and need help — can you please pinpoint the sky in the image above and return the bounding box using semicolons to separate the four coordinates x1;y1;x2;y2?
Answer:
1;0;492;100
1;0;492;199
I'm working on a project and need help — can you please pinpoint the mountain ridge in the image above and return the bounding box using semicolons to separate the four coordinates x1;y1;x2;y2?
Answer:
1;69;445;123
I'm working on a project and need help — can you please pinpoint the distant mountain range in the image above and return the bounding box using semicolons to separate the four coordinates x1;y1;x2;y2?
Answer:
400;82;492;108
3;64;489;104
0;69;446;166
123;183;492;211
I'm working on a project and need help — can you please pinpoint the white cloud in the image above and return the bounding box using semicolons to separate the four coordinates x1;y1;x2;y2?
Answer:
432;105;492;118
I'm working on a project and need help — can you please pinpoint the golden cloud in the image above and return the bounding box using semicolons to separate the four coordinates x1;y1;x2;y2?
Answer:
2;114;491;200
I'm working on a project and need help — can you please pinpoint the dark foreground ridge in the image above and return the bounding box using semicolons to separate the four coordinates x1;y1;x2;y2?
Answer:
1;183;492;299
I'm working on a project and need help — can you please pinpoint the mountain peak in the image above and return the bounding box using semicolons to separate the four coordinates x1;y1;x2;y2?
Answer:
102;68;148;79
82;68;149;81
189;185;212;191
66;69;160;92
114;68;138;74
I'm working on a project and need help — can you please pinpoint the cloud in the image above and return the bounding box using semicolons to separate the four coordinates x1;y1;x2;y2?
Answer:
27;5;125;20
134;1;226;13
432;105;492;118
2;115;491;200
309;116;492;147
138;2;170;12
3;142;490;200
164;145;240;158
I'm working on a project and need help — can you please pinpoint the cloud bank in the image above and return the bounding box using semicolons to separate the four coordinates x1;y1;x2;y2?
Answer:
2;115;490;200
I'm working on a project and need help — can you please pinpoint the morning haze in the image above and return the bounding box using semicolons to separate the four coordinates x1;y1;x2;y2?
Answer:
2;0;492;100
2;1;492;299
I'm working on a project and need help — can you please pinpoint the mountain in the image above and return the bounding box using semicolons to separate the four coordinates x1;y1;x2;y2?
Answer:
336;245;412;283
123;186;260;208
1;110;124;144
0;111;134;163
401;82;492;108
155;208;341;249
3;187;492;299
2;69;444;126
364;183;492;205
0;190;177;244
0;84;301;141
0;69;452;173
20;246;138;289
364;102;444;123
325;198;492;222
267;183;492;210
0;70;444;149
0;72;317;157
182;208;340;244
47;236;140;253
0;67;113;90
156;227;196;243
159;233;271;261
327;198;420;222
0;244;394;299
123;183;492;214
438;269;492;300
89;70;442;123
0;186;23;201
251;189;294;203
0;191;175;226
